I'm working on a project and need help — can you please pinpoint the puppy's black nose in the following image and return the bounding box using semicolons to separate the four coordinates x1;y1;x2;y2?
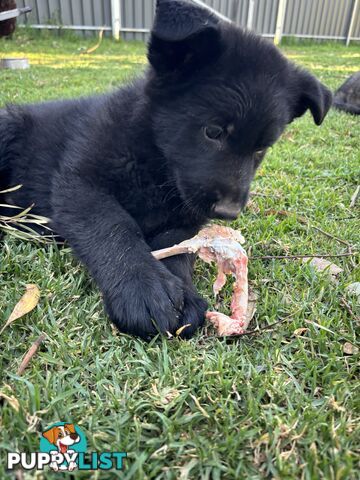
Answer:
213;203;241;220
70;433;79;440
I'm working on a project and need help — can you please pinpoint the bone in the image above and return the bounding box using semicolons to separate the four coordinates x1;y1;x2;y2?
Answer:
152;226;250;336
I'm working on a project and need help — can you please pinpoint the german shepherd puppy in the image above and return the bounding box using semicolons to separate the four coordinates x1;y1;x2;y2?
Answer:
334;71;360;115
0;0;332;338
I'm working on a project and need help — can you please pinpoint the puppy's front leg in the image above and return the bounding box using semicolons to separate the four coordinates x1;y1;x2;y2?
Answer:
51;175;186;338
149;229;208;338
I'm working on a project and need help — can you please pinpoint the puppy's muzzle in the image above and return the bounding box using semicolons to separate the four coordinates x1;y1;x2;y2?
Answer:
212;202;241;220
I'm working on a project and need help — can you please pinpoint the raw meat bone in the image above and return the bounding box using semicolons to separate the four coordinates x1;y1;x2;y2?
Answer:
152;226;249;336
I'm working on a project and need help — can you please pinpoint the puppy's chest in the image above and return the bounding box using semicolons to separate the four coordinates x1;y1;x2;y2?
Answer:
113;159;184;232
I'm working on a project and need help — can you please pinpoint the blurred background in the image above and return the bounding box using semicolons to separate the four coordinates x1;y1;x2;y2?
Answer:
7;0;360;44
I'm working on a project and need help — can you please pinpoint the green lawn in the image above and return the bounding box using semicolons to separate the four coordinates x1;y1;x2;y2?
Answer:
0;31;359;479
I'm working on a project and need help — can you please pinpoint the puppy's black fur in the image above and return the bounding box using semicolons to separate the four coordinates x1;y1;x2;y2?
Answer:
333;71;360;115
0;0;332;338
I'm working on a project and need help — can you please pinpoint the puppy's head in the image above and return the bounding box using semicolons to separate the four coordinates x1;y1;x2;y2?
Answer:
148;0;332;220
42;424;80;453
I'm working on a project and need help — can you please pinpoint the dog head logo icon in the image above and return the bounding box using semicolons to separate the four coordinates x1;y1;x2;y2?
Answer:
40;422;86;472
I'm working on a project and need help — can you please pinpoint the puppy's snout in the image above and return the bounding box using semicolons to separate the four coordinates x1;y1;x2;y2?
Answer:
213;201;241;220
70;433;79;441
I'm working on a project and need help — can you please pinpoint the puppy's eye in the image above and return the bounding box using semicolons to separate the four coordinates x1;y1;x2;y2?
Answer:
204;125;224;141
58;432;63;438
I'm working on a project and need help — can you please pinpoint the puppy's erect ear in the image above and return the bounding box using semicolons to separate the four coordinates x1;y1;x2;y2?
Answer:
148;0;222;75
291;69;333;125
42;427;57;445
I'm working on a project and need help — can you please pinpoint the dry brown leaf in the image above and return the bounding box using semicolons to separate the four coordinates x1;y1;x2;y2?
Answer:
81;29;104;55
0;284;40;334
293;327;309;337
343;342;359;355
17;334;46;375
0;391;20;412
176;324;192;337
303;257;343;282
329;396;346;412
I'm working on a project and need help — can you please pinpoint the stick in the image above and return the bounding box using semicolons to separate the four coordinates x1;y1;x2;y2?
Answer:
17;334;46;375
340;297;360;322
311;225;352;250
250;252;356;261
265;209;353;252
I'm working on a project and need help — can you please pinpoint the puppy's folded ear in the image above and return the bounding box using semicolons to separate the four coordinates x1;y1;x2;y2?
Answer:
43;428;56;445
290;69;333;125
148;0;222;75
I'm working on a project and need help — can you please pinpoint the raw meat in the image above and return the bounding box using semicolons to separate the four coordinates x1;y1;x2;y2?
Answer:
152;225;250;336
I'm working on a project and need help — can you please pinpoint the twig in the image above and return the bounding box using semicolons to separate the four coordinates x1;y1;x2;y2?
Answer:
311;225;352;250
237;317;290;336
17;334;46;375
265;209;353;253
350;185;360;208
250;252;357;261
340;297;360;323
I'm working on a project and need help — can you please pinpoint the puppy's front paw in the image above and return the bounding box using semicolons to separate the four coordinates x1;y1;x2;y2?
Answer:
176;289;208;338
105;262;186;338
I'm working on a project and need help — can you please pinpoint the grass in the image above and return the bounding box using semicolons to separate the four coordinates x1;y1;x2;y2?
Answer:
0;31;359;479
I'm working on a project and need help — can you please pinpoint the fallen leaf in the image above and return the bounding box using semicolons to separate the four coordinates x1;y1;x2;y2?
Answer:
0;284;40;334
329;396;345;412
176;324;192;336
346;282;360;299
303;258;343;282
293;327;309;337
343;342;359;355
0;391;20;412
17;334;46;375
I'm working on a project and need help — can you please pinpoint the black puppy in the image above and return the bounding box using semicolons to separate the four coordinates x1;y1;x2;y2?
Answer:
333;71;360;115
0;0;332;338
